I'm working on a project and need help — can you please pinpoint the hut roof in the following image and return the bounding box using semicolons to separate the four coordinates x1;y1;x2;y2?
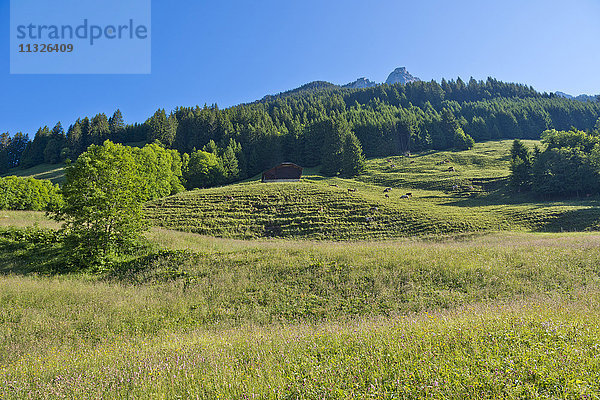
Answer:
262;163;303;182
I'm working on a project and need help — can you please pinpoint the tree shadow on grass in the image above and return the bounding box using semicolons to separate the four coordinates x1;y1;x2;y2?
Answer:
0;229;201;283
534;208;600;233
443;188;600;209
0;240;69;275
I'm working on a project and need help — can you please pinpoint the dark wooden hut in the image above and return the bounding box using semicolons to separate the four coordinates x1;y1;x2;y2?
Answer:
262;163;303;182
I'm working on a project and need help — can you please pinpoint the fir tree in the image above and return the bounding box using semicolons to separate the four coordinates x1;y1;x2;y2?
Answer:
6;133;29;168
510;139;533;191
109;109;125;139
341;132;365;177
148;109;176;147
203;139;218;154
221;144;240;182
320;118;349;176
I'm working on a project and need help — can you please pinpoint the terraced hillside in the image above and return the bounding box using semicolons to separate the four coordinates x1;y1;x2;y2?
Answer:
146;141;600;239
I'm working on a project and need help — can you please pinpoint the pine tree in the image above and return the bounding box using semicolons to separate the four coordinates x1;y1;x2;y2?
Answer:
341;132;365;177
67;120;84;159
441;109;474;150
510;139;532;191
20;126;50;168
80;117;92;149
6;132;29;168
0;132;10;173
44;122;67;164
320;118;349;176
147;109;176;147
203;139;218;154
468;116;490;141
52;122;64;136
109;109;125;140
221;144;240;182
90;113;110;145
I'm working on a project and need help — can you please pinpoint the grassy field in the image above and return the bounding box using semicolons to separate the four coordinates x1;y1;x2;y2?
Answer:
2;225;600;398
146;140;600;239
3;141;600;398
0;210;60;229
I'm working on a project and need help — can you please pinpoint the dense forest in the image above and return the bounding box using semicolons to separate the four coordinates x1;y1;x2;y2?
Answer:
2;77;600;185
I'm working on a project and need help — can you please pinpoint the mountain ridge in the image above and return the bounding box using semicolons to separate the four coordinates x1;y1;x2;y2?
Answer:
264;67;599;103
556;91;599;102
263;67;422;100
342;77;378;89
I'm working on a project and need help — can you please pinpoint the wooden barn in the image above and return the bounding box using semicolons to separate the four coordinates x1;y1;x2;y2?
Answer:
262;163;303;182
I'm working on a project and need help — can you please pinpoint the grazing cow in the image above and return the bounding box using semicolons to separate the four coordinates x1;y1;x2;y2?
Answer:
406;192;412;197
348;188;357;193
400;194;409;199
383;187;392;193
390;164;396;167
329;184;339;187
226;195;235;201
384;194;389;198
447;167;455;172
410;161;415;164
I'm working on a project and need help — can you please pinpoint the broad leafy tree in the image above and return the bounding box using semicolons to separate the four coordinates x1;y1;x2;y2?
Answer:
183;150;225;189
54;141;147;266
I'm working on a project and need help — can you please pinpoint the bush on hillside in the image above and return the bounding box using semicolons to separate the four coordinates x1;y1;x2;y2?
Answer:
0;176;63;211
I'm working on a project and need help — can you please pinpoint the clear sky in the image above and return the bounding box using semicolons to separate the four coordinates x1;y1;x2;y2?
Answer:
1;0;599;135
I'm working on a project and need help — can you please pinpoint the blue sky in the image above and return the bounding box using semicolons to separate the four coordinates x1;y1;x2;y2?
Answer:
1;0;600;135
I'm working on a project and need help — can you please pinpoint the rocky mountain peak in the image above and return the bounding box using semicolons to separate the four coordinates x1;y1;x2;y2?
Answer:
343;77;378;89
385;67;420;85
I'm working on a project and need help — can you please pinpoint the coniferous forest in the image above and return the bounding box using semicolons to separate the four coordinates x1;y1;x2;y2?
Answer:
2;78;600;188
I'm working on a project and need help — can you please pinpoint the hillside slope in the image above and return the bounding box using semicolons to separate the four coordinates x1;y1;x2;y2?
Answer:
146;141;600;239
1;163;65;184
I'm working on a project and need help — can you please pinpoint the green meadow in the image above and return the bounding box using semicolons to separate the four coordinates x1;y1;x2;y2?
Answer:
2;230;600;398
146;141;600;239
2;140;600;398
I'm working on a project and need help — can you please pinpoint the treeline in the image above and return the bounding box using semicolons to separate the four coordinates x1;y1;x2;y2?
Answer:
3;78;600;184
510;122;600;197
